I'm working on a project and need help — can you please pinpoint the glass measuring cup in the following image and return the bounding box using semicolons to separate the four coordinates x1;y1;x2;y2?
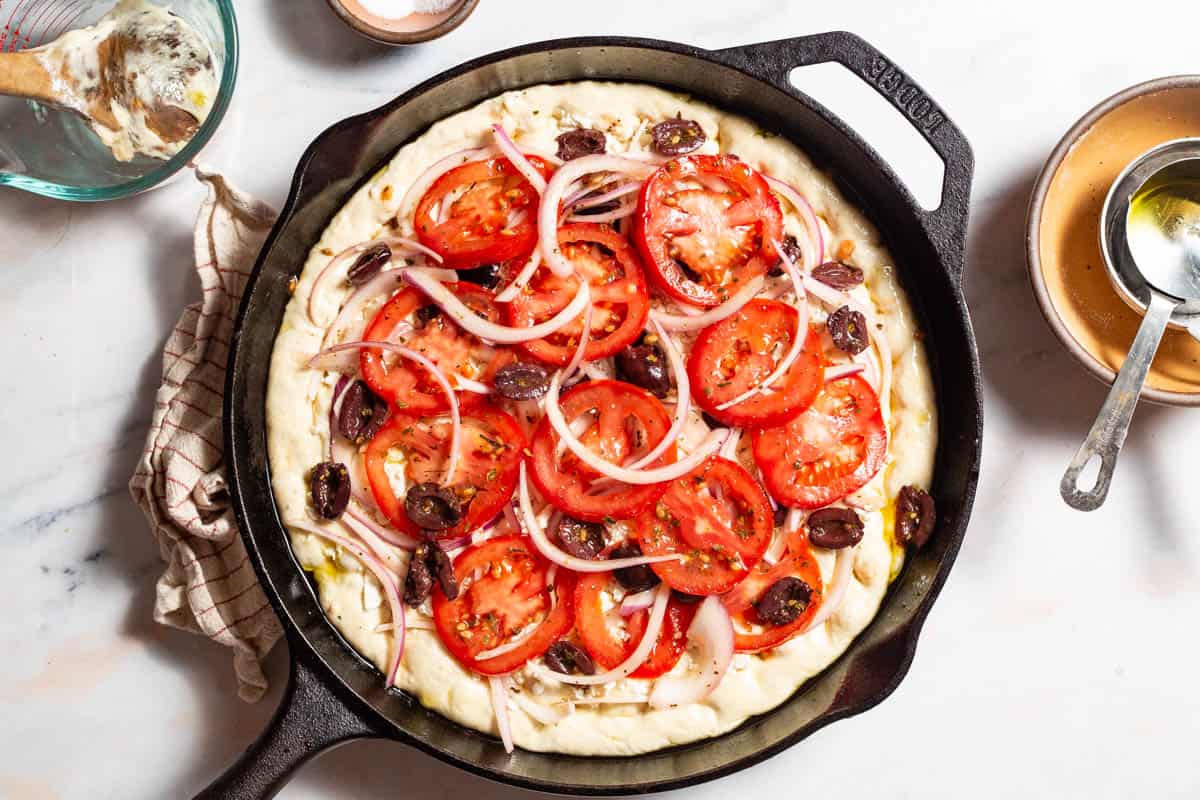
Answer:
0;0;237;201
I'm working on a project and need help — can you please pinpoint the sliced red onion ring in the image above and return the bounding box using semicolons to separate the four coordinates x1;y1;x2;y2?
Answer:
309;238;448;326
545;369;726;485
802;545;856;634
715;240;808;411
309;340;461;485
541;583;671;686
292;520;405;685
492;124;547;196
320;268;406;350
648;275;766;332
566;195;637;224
718;427;742;461
344;503;420;551
824;363;865;382
540;155;658;277
762;508;802;566
570;180;642;211
490;675;515;753
327;375;353;458
764;175;825;268
455;376;492;394
563;302;594;381
512;692;572;725
399;146;496;221
516;465;680;572
648;596;735;708
619;588;657;616
494;249;542;303
405;267;591;344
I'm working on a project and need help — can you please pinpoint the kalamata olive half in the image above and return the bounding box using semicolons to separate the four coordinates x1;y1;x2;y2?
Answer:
404;482;463;530
494;362;550;401
806;507;864;549
754;576;813;627
556;128;607;161
895;485;936;548
309;461;351;519
554;515;606;560
413;304;441;329
338;380;390;445
768;235;802;277
812;260;865;290
773;505;788;528
609;540;661;592
404;543;434;606
456;262;502;289
544;640;596;675
347;243;391;286
651;116;706;156
827;305;870;355
614;339;671;398
427;545;459;600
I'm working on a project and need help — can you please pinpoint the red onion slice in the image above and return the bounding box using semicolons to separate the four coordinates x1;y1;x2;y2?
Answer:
399;146;496;221
563;302;594;381
489;675;515;753
541;583;671;686
473;583;558;661
802;545;856;634
619;588;657;617
718;427;742;461
492;124;547;195
764;175;825;268
569;180;642;211
327;375;353;459
715;240;808;411
540;155;658;277
565;195;638;224
647;596;735;708
291;520;405;685
824;363;865;382
512;692;572;725
320;268;406;351
494;249;542;303
308;238;447;326
762;508;801;566
343;503;420;551
648;275;765;332
626;319;693;469
516;464;681;573
405;267;591;344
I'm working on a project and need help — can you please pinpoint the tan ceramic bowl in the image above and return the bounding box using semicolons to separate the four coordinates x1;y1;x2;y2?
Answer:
1027;76;1200;406
326;0;479;45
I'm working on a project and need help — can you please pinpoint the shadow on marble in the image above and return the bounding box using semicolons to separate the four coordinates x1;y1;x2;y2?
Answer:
267;0;415;70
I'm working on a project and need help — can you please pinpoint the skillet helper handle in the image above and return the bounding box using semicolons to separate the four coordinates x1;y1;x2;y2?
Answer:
714;32;974;281
194;654;383;800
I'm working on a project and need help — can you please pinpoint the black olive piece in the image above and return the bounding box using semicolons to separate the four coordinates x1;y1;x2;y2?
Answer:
428;545;459;600
309;461;351;519
672;590;704;605
338;380;390;445
754;576;813;627
544;641;596;675
806;507;864;549
895;485;936;549
556;128;607;161
554;515;606;560
812;260;865;290
404;543;435;607
768;235;802;277
404;483;463;530
347;243;392;286
571;199;621;217
650;116;706;156
773;505;788;528
827;305;870;355
457;262;502;289
701;411;726;431
413;304;441;329
609;541;661;592
614;341;671;398
494;362;550;401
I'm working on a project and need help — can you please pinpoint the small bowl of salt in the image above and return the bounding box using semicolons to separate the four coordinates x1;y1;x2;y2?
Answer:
327;0;478;45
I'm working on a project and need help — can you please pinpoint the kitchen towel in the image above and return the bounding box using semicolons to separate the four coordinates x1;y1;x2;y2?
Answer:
129;168;282;702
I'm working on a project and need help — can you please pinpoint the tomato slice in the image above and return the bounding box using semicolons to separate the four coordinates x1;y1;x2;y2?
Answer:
752;375;887;510
635;457;774;595
529;379;676;522
635;155;783;308
688;299;825;428
722;530;823;653
360;283;513;414
573;572;696;679
433;535;576;675
506;223;650;366
363;404;525;540
414;155;553;269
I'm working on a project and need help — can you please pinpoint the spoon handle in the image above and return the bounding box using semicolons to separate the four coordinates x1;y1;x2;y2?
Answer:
1061;291;1176;511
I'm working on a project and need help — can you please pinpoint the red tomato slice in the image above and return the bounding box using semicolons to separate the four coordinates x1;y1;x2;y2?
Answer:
506;223;650;366
752;375;887;510
414;156;553;269
529;380;676;522
635;154;783;308
359;283;513;414
688;299;825;428
433;535;576;675
722;530;823;652
573;572;696;679
363;405;525;540
636;457;774;595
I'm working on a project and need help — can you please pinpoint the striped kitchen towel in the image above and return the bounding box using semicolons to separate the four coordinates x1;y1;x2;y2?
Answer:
129;168;282;702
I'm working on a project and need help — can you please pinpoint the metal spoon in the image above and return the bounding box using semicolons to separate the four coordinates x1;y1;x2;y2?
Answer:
1061;140;1200;511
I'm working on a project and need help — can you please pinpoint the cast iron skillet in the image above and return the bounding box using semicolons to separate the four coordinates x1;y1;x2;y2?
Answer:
205;31;981;799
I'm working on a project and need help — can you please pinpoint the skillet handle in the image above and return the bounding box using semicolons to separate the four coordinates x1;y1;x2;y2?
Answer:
193;653;384;800
714;32;974;280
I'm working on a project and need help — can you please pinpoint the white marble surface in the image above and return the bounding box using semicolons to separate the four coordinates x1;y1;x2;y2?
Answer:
4;1;1200;797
